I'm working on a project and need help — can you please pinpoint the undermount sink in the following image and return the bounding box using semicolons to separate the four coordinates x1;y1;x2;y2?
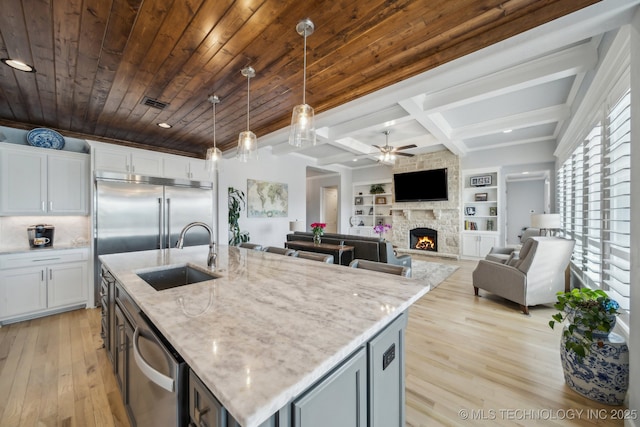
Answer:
136;264;219;291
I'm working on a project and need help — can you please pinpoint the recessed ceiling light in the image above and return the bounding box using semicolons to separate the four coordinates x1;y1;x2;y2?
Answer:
522;171;530;175
503;129;513;133
157;122;172;129
1;58;36;72
353;158;358;162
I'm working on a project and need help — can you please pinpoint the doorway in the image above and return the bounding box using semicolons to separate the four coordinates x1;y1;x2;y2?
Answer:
505;175;548;244
321;186;338;233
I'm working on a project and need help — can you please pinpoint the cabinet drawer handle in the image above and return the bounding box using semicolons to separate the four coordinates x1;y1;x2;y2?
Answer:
32;257;61;262
41;201;46;212
49;201;53;211
133;327;175;392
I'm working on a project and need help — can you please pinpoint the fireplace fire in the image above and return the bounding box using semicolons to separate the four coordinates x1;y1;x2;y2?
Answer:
415;236;436;250
410;228;438;252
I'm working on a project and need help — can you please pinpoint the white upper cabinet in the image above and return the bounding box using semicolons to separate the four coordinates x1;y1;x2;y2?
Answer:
92;142;211;181
0;143;89;215
93;145;163;176
163;154;211;181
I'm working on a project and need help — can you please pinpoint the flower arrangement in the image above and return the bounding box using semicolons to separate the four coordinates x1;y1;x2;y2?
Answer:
549;288;620;359
310;222;326;237
373;223;391;237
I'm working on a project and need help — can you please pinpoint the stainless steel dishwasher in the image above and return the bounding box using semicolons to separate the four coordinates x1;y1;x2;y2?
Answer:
116;283;188;427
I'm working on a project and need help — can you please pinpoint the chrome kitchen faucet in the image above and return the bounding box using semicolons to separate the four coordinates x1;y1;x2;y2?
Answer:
176;222;217;267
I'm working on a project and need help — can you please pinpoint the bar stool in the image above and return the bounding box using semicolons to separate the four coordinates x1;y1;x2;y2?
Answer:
239;242;263;250
349;259;411;277
293;251;334;264
263;246;296;256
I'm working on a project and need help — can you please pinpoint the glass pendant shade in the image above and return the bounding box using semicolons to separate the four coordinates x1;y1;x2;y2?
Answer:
236;130;257;162
206;94;221;171
289;18;316;147
237;66;257;163
288;103;315;147
205;147;222;172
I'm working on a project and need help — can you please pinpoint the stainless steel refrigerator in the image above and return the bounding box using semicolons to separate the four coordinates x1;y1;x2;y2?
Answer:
94;172;214;300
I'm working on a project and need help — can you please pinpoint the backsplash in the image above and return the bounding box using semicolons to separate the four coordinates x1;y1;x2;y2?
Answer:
0;216;90;251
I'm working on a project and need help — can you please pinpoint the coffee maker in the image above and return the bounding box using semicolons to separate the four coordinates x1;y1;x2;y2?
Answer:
27;224;55;248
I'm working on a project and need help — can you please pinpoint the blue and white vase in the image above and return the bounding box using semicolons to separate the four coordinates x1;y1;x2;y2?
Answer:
560;326;629;405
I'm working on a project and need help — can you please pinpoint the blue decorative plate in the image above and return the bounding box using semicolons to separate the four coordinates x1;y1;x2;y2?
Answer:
27;128;65;150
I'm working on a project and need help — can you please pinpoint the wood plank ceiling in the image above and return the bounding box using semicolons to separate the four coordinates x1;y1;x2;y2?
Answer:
0;0;599;158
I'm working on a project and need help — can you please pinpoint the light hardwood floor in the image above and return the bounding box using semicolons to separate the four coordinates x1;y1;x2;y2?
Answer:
0;256;625;426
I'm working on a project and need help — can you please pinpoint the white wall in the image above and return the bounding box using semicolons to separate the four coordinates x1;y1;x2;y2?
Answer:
216;148;310;248
627;9;639;427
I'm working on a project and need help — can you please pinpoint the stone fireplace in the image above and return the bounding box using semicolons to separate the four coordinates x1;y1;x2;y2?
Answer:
388;151;460;258
410;228;438;252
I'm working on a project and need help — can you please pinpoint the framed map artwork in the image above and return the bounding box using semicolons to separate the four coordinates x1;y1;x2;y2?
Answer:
247;179;289;218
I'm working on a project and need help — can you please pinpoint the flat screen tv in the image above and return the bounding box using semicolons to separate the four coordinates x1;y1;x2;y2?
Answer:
393;168;448;202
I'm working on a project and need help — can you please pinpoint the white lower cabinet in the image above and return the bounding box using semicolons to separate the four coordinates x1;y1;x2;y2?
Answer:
461;233;498;258
0;249;88;324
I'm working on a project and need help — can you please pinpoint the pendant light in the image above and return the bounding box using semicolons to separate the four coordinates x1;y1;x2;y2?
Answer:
237;66;258;162
205;95;221;171
288;18;316;147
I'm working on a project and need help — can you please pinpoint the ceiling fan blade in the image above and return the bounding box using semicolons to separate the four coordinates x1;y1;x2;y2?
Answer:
372;145;382;150
396;152;414;157
393;144;417;151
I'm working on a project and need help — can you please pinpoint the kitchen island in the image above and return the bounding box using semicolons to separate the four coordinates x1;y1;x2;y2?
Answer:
100;245;430;427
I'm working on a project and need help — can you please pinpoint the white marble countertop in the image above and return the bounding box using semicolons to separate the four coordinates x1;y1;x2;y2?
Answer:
0;243;90;255
100;245;430;427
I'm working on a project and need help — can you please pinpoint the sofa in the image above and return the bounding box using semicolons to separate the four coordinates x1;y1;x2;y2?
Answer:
286;232;412;268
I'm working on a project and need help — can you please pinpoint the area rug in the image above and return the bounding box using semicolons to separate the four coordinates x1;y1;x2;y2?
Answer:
410;260;459;290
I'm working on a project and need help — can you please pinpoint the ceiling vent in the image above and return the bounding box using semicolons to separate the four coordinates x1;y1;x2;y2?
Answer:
141;96;169;110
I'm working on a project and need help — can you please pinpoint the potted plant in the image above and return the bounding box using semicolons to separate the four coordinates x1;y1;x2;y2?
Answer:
228;187;250;245
369;183;385;194
310;222;326;245
549;288;629;405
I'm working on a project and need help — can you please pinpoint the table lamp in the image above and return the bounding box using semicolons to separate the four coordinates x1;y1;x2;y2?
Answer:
531;213;561;236
289;220;305;232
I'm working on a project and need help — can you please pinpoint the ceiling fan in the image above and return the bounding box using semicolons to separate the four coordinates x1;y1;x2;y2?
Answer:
371;130;416;161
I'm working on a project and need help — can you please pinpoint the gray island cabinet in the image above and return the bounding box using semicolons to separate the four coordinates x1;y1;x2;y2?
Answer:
99;245;428;427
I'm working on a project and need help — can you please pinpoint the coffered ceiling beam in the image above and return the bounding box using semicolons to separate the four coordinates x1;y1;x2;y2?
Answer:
467;136;557;152
323;105;411;140
398;98;467;157
450;104;570;140
420;42;597;115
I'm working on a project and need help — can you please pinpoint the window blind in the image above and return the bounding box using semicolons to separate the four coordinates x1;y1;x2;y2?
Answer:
602;90;631;324
555;88;630;327
584;125;602;287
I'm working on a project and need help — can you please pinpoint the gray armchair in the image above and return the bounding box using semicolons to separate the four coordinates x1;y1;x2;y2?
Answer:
379;241;412;268
485;227;540;263
472;237;574;314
